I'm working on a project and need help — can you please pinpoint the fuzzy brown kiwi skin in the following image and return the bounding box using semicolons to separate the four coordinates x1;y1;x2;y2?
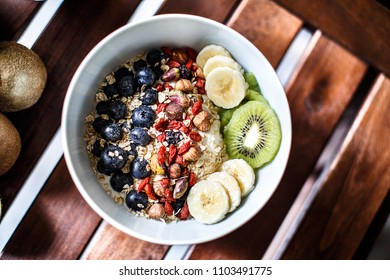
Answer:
0;113;21;175
0;41;47;112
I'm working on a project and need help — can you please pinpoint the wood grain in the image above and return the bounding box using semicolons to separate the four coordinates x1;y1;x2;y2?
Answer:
189;32;367;259
0;0;41;41
273;0;390;76
281;75;390;259
228;0;302;68
157;0;240;22
1;159;101;260
0;0;141;216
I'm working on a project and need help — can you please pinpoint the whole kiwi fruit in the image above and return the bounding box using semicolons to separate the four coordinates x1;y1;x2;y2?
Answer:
0;113;21;175
0;41;47;112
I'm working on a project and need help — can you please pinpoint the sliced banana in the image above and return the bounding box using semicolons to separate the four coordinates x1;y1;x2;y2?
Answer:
187;180;230;224
206;171;241;213
205;66;247;109
220;159;255;197
196;44;231;69
203;55;243;78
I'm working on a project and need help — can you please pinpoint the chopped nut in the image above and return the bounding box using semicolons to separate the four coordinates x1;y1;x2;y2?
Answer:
165;102;183;121
148;203;165;220
173;178;188;199
169;91;190;108
174;79;193;93
168;163;181;179
153;180;166;197
195;67;205;79
182;145;201;162
171;48;188;64
193;111;212;131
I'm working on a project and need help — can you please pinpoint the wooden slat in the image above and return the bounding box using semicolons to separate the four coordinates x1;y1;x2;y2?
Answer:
189;32;367;259
280;75;390;259
1;159;101;260
272;0;390;77
0;0;41;41
228;0;302;68
157;0;240;22
0;0;141;216
79;0;244;260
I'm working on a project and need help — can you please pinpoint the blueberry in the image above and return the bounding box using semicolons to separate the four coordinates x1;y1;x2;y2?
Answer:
131;105;155;128
118;76;136;97
130;157;151;179
179;65;192;80
100;145;127;172
103;83;118;99
96;101;110;115
133;59;147;72
171;188;190;212
127;143;138;158
140;88;158;105
97;159;115;175
125;190;148;211
110;171;134;192
114;67;132;81
92;117;110;133
151;66;164;80
165;130;183;145
146;48;166;65
107;100;127;120
130;127;151;146
101;123;122;142
92;141;105;157
135;67;156;87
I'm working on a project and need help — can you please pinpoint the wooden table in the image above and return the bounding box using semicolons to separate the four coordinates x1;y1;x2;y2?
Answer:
0;0;389;260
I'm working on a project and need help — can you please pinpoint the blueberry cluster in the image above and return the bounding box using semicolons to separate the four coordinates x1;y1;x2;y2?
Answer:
91;49;168;211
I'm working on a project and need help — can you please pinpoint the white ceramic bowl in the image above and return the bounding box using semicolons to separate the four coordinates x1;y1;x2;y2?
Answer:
62;14;291;245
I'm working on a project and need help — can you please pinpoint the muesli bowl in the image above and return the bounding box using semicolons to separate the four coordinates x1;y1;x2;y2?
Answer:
62;14;291;245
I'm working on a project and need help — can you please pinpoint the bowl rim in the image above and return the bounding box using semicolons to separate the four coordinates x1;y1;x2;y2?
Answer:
61;13;292;245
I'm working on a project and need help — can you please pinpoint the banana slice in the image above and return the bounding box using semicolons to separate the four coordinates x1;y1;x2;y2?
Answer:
203;55;243;78
205;66;247;109
220;159;255;197
206;171;241;213
187;180;230;224
196;44;231;69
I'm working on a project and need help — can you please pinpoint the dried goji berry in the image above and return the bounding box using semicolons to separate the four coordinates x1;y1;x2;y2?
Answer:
164;188;175;202
195;78;206;94
185;59;193;69
175;155;185;166
168;144;177;165
156;83;163;92
162;46;172;55
157;146;166;165
163;82;173;91
137;177;150;193
157;133;166;143
154;118;169;132
179;125;189;134
164;201;173;216
156;102;167;114
192;99;202;115
177;202;190;220
178;141;191;155
144;183;158;200
189;131;202;142
167;60;181;68
184;47;197;61
191;64;198;71
160;178;170;189
167;120;182;130
188;171;196;187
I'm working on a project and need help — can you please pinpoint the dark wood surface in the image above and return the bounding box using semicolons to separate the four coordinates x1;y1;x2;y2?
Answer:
0;0;388;260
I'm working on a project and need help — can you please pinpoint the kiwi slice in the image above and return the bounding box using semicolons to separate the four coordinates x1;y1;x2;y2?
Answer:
245;89;268;104
224;101;281;169
244;72;261;93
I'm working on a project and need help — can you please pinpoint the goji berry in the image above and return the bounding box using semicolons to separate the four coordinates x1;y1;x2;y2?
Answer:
185;59;193;69
167;60;181;68
177;202;190;220
157;146;166;165
191;64;198;71
178;141;191;155
175;155;186;166
164;188;175;202
161;46;172;55
144;183;158;200
164;201;173;216
156;83;163;92
168;144;177;165
154;118;169;132
189;131;202;142
192;99;202;115
179;125;189;134
167;120;182;130
137;177;150;193
157;133;166;143
163;82;173;91
160;178;170;189
188;171;196;187
156;102;167;114
184;47;197;61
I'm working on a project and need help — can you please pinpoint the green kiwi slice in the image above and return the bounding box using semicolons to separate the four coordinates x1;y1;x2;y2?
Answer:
244;72;261;93
223;100;282;169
